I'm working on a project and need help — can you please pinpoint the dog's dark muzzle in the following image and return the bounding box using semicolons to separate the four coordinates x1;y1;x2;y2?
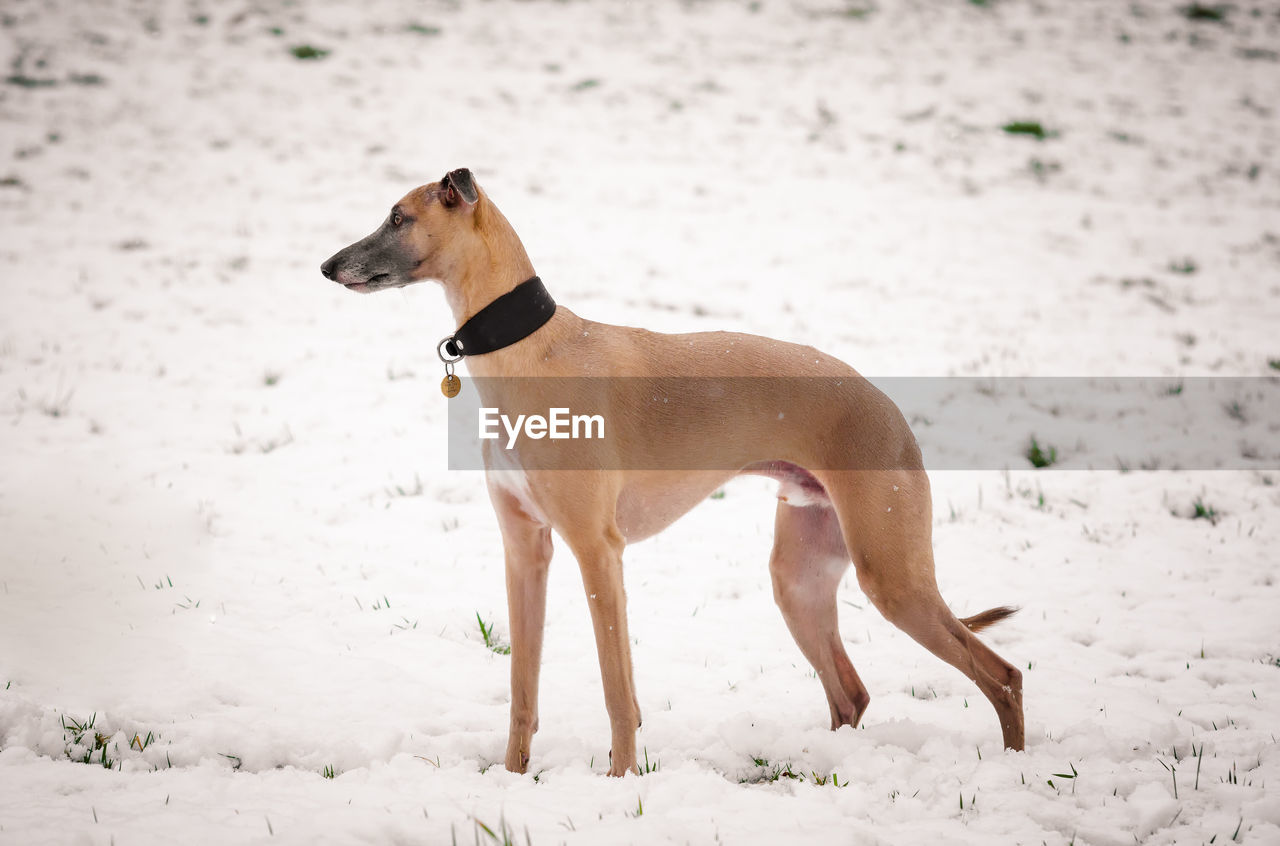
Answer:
321;234;408;291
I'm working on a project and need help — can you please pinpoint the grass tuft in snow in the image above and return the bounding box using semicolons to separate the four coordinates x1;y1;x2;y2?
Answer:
742;756;802;784
228;423;294;455
1190;497;1220;525
322;764;336;779
1002;121;1052;140
61;713;117;769
1026;436;1058;468
741;756;844;787
387;474;424;498
476;612;511;655
1168;257;1198;275
1158;757;1179;799
1050;762;1079;794
18;384;75;418
1180;3;1227;23
290;45;329;60
1028;157;1062;182
6;73;58;88
466;814;528;845
405;23;442;36
835;5;875;19
391;616;419;634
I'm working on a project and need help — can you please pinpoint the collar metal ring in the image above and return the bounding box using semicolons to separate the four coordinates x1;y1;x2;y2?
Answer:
437;336;464;363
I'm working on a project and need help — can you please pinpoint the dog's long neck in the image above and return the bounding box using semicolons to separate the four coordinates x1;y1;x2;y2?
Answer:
443;198;537;327
442;197;574;377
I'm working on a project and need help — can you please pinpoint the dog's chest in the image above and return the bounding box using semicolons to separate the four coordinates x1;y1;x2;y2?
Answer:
484;445;549;524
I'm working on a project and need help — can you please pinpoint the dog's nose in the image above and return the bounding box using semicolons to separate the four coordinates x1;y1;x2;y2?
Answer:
320;259;336;280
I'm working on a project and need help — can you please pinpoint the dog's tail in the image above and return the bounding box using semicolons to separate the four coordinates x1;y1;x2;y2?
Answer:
959;606;1019;633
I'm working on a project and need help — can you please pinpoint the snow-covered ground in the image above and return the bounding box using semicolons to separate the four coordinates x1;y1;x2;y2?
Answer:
2;1;1278;843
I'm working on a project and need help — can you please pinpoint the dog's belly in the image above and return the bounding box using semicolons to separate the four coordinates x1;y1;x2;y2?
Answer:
614;470;732;542
613;462;831;543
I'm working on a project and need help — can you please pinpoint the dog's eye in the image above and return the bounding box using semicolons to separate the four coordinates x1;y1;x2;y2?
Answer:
391;210;403;227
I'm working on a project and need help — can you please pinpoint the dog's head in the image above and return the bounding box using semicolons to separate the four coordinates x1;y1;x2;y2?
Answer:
320;168;484;293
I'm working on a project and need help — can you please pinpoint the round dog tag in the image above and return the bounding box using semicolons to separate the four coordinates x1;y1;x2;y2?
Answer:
441;374;461;398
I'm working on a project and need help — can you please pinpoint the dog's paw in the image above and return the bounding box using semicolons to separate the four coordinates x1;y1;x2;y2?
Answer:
606;749;639;777
504;745;531;774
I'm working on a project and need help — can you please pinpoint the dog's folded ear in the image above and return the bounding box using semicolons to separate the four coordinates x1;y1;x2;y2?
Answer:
441;168;479;207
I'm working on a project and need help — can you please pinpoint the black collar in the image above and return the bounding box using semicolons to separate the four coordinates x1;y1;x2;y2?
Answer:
441;276;556;358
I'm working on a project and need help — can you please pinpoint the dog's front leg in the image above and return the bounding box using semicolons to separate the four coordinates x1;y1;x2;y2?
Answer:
567;525;640;776
488;484;553;774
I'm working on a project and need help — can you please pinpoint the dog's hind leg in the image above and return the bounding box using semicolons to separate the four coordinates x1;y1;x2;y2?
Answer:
488;483;554;774
867;581;1024;750
769;501;870;730
826;469;1025;750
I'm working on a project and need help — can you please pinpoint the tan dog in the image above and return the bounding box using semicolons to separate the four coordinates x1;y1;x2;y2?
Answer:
321;168;1024;776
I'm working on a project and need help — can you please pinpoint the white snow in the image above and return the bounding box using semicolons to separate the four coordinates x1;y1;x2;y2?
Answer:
2;1;1278;844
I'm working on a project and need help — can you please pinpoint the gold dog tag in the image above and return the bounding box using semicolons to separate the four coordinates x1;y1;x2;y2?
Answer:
441;374;461;398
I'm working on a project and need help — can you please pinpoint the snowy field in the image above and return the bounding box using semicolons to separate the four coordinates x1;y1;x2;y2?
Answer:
2;0;1279;843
